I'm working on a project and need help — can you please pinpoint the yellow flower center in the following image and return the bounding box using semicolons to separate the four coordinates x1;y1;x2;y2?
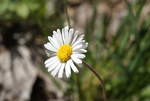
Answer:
57;44;72;62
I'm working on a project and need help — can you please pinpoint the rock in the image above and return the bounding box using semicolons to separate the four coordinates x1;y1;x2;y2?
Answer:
0;45;66;101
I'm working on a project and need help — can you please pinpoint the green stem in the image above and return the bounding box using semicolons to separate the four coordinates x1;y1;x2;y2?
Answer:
83;61;107;101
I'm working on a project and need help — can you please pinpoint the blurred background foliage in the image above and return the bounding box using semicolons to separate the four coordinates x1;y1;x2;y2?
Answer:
0;0;150;101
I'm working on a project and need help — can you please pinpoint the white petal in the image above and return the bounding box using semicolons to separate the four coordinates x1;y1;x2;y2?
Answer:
46;57;59;71
72;33;84;44
73;42;88;51
70;60;79;73
61;26;69;44
73;44;83;51
47;60;59;72
52;30;57;36
64;26;69;44
64;26;69;31
44;56;57;64
45;57;58;68
62;28;66;44
53;30;64;46
51;62;61;77
76;34;84;42
48;36;59;49
71;31;79;45
57;29;64;45
71;55;82;64
84;42;88;49
72;54;85;59
45;50;56;57
74;49;87;53
67;28;74;44
52;31;61;46
58;63;65;78
65;61;71;78
72;40;83;48
44;43;57;52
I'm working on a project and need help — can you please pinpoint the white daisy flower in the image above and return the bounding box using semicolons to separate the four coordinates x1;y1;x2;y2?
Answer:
44;26;88;78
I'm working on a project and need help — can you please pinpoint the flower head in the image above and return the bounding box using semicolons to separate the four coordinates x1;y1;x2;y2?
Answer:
44;26;88;78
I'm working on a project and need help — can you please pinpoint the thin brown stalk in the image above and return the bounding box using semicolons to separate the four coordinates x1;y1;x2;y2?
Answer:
64;0;71;27
83;61;107;101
